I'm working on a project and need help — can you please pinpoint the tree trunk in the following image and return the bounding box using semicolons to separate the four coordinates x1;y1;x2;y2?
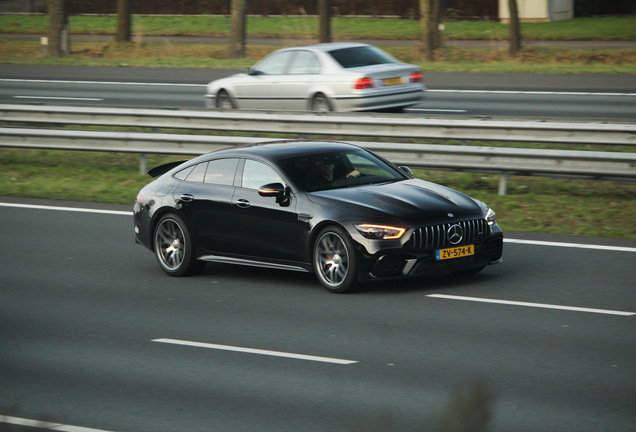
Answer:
419;0;434;61
318;0;332;43
228;0;248;59
508;0;522;54
432;0;443;48
116;0;131;42
47;0;69;56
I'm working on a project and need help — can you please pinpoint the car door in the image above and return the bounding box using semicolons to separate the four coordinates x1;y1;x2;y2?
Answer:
173;158;240;254
280;50;322;110
229;158;308;264
233;50;295;110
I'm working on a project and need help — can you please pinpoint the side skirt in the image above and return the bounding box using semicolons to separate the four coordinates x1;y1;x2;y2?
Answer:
198;255;310;273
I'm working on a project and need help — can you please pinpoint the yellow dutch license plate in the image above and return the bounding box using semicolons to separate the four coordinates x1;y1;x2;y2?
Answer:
383;77;403;86
436;245;474;261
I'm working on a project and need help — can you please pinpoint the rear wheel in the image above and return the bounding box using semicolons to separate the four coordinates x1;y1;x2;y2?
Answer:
310;93;333;113
154;214;205;276
313;226;357;293
215;90;235;110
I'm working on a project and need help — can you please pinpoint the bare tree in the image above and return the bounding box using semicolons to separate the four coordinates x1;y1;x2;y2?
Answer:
508;0;522;54
228;0;248;58
47;0;69;56
318;0;332;43
419;0;435;61
116;0;132;42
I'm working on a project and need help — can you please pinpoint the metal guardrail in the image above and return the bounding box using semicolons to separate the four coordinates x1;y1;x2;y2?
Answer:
1;104;636;146
2;127;635;196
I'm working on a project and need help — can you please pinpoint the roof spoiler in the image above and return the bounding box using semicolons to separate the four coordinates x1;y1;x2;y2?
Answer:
146;160;187;178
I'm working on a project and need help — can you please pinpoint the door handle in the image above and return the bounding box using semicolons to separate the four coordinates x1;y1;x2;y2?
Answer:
180;193;194;202
236;199;250;208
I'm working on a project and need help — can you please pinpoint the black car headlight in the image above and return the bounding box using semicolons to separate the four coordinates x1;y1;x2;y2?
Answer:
485;208;497;226
355;224;406;240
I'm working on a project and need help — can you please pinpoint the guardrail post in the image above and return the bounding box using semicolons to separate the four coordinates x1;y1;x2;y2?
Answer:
139;153;147;175
498;172;509;196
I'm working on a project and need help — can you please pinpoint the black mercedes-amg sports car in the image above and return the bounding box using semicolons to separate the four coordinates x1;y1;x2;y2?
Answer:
134;140;503;293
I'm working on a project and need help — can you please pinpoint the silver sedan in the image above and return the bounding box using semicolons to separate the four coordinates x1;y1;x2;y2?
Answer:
204;43;425;112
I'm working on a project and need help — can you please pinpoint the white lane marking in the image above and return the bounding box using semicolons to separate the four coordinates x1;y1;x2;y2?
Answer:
0;202;131;216
428;89;636;97
153;338;358;365
14;95;103;101
427;294;635;316
0;415;115;432
2;203;635;253
504;238;636;253
409;108;468;112
1;78;204;87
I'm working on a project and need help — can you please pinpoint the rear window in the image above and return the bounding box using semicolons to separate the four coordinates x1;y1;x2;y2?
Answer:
328;46;395;68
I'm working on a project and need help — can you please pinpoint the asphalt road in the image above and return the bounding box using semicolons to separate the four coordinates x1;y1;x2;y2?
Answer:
1;197;635;432
1;65;635;120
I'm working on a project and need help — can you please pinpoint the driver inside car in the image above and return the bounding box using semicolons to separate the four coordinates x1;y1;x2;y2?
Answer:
309;156;360;191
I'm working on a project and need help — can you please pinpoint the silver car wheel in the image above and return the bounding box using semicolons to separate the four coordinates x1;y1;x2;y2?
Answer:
311;94;332;113
216;90;235;110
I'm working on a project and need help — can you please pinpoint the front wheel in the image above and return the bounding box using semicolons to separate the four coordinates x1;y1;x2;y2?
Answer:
154;214;205;276
313;226;357;293
215;90;235;110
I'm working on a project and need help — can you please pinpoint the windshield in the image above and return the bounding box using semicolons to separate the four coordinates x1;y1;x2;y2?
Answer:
279;149;406;192
328;46;396;68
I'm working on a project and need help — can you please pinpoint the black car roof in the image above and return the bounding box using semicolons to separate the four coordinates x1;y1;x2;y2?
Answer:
200;140;363;162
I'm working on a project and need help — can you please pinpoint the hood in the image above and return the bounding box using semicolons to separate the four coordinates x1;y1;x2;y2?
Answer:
308;179;484;223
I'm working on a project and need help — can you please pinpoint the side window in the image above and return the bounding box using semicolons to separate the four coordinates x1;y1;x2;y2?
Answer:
204;158;239;186
241;159;282;190
255;51;294;75
288;51;321;74
174;165;195;181
185;162;207;183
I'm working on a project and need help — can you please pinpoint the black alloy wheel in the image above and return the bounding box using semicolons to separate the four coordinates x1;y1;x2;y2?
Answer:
154;214;205;276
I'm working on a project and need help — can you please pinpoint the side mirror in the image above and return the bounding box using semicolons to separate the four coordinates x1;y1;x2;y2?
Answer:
399;166;413;177
258;182;285;197
258;183;290;206
247;68;263;76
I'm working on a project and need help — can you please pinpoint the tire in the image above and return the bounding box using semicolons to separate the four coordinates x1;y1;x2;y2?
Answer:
313;226;357;293
215;89;235;110
153;214;205;276
310;93;333;113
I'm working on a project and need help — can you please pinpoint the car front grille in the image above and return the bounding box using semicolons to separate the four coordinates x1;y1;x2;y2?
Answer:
408;218;489;250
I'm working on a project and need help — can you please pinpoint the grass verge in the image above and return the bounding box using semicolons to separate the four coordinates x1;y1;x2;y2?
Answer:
1;148;634;239
1;40;635;74
1;15;636;40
